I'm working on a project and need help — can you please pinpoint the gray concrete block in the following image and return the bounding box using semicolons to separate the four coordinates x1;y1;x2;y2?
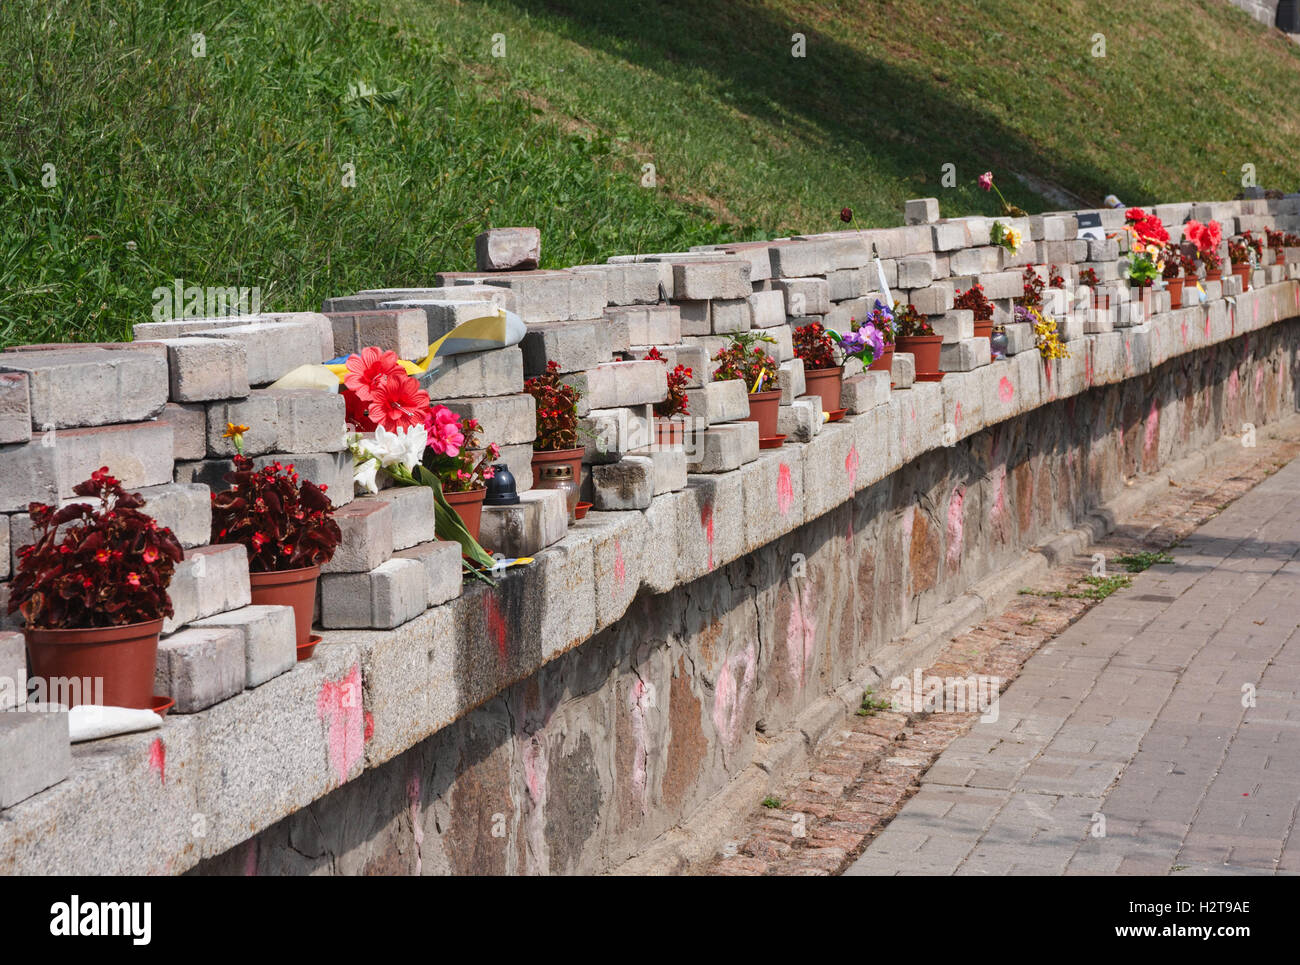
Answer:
940;338;992;372
841;371;891;413
163;543;252;635
932;310;974;343
131;482;211;549
768;240;837;278
774;277;831;316
475;226;541;271
0;373;31;445
710;298;752;335
191;604;296;688
628;445;688;494
910;283;955;315
672;260;751;300
563;360;666;410
161;337;250;402
592;456;655;510
155;626;246;712
777;397;821;442
571;263;661;306
319;557;426;630
270;389;347;454
52;422;174;500
520;320;613;375
194;319;329;386
155;402;206;461
0;347;168;430
0;710;70;808
322;499;394;573
204;393;279;457
479;488;568;558
356;486;437;550
778;358;806;403
0;631;24;709
326;309;429;361
604;304;681;346
418;346;524;400
685;421;759;473
391;540;462;608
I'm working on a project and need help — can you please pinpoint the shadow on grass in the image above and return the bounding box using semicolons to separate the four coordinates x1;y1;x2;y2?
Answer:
476;0;1143;211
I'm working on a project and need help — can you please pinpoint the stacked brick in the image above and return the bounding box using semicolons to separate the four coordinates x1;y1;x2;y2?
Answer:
6;192;1300;840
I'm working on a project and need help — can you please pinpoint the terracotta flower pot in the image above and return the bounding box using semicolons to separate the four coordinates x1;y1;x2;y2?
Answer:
744;388;783;438
1277;251;1286;265
24;618;164;711
444;487;488;544
1232;264;1251;291
802;364;844;413
655;418;686;447
1166;277;1184;309
249;565;320;648
973;320;994;340
896;335;943;381
531;446;584;490
869;346;894;376
1205;270;1222;283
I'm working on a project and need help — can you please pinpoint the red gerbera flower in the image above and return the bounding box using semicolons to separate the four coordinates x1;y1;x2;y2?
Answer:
367;372;431;431
344;347;405;402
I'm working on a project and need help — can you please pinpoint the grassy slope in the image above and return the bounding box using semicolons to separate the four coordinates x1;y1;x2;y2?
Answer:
3;0;1299;347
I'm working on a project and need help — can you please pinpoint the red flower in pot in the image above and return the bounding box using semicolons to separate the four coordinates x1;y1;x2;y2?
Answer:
9;468;184;709
211;442;342;648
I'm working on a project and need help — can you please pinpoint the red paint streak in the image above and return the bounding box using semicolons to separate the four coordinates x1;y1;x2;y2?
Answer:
244;840;258;877
1205;313;1212;338
1084;351;1094;386
1181;320;1188;345
364;711;375;742
317;663;365;785
845;445;859;488
1124;339;1132;370
148;738;165;784
954;401;963;428
777;463;793;515
484;594;507;663
997;376;1014;403
614;539;626;586
701;501;714;570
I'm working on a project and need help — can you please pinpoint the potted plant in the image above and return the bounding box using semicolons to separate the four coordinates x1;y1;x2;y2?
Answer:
829;308;886;396
793;321;844;412
894;301;942;381
1228;236;1253;291
954;283;996;339
1017;305;1069;362
419;410;499;543
211;427;342;648
1079;266;1108;310
8;468;184;710
1124;207;1169;248
712;331;780;438
1186;219;1224;281
1016;264;1063;311
1125;248;1161;290
525;359;584;487
866;301;895;375
1267;228;1287;264
644;347;691;445
1161;243;1185;308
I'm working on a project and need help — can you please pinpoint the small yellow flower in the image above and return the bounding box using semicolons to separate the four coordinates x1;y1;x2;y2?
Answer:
223;422;250;454
1004;227;1022;252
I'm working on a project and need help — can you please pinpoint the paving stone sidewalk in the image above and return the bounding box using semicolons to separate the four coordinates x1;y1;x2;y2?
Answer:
847;455;1300;876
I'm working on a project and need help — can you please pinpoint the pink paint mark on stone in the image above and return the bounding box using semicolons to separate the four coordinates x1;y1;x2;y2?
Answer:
244;840;258;877
1254;301;1260;324
522;734;547;804
845;445;859;488
1144;399;1160;458
614;539;626;587
148;738;165;784
1084;351;1094;386
1228;369;1239;400
786;581;818;689
628;680;650;808
997;376;1014;404
407;772;423;876
364;711;375;742
484;593;508;664
317;663;365;785
777;463;794;515
954;401;963;429
902;503;915;541
1124;339;1132;370
1205;313;1212;338
946;487;965;566
712;642;757;752
701;501;714;570
990;465;1007;521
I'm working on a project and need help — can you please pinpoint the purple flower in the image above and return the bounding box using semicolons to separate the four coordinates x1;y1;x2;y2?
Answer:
841;323;884;364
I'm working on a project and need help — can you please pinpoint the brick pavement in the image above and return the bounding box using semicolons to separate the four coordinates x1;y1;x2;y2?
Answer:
705;425;1300;876
847;453;1300;876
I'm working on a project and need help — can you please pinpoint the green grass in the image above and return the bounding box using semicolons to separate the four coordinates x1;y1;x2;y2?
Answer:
761;796;782;809
856;688;892;716
5;0;1300;346
1021;574;1134;600
1113;550;1175;572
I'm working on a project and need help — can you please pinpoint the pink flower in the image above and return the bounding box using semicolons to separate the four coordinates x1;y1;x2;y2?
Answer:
978;171;993;191
427;405;466;457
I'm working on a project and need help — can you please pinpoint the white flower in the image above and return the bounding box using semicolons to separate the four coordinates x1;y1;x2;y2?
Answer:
395;423;427;472
353;457;380;494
